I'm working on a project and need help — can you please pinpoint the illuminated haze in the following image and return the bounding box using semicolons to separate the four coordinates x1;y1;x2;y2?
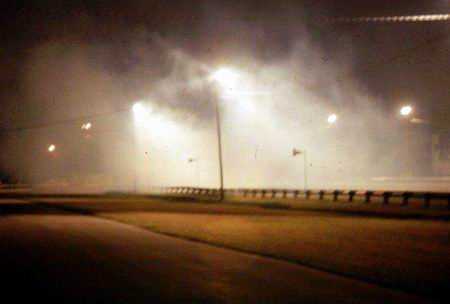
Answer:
1;1;448;192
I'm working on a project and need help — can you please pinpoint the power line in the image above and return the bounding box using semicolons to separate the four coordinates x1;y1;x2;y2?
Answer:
0;108;129;133
324;14;450;24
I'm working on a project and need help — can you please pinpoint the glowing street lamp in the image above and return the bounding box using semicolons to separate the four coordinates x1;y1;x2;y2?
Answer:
211;67;240;92
81;122;92;130
400;105;413;117
327;113;338;125
48;144;56;153
132;102;145;114
132;102;147;117
132;102;152;126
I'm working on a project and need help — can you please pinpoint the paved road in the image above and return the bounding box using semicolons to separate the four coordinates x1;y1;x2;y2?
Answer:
0;200;430;303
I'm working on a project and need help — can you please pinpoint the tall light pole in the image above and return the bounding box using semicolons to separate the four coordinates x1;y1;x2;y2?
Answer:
214;98;225;200
211;67;239;201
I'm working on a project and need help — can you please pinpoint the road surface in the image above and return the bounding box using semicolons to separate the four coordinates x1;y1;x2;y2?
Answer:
0;200;430;303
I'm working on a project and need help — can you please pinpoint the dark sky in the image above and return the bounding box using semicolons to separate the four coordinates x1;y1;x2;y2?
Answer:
0;0;449;127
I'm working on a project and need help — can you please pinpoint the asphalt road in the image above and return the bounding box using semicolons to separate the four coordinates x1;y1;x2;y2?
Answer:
0;200;430;303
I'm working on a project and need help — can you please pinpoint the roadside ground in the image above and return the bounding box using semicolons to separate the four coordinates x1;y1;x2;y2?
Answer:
28;195;450;302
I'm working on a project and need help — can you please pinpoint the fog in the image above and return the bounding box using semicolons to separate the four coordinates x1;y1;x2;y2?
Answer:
1;3;447;192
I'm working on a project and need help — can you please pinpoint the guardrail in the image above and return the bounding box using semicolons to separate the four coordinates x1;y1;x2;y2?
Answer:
1;184;448;208
161;187;450;208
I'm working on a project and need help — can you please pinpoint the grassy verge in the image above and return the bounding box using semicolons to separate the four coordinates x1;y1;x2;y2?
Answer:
38;196;450;301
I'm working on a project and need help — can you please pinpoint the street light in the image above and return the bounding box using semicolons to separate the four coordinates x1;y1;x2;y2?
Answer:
132;102;145;114
132;102;151;125
400;105;413;117
210;67;241;201
211;67;239;92
327;113;338;125
48;144;56;153
81;122;92;130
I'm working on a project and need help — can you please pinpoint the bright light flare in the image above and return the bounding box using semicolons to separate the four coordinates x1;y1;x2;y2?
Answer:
400;105;413;116
132;102;146;114
327;113;338;124
132;102;151;125
48;144;56;153
211;67;240;91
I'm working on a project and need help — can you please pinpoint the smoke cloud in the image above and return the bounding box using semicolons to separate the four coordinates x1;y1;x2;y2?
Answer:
1;1;445;192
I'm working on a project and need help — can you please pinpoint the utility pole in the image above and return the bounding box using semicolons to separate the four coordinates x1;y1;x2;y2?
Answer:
214;98;224;201
131;122;138;194
304;150;308;191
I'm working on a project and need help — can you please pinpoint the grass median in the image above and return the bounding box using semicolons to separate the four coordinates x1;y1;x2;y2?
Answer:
39;196;450;301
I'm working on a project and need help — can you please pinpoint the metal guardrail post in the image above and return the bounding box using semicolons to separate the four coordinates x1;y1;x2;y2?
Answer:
319;190;325;200
402;192;411;206
333;190;340;202
305;190;311;199
383;192;392;205
365;191;373;203
348;191;356;202
151;187;450;209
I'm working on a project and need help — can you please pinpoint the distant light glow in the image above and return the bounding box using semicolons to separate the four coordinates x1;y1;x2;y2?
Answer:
327;113;338;124
81;122;92;130
400;105;413;116
132;102;146;114
410;117;426;124
48;144;56;152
